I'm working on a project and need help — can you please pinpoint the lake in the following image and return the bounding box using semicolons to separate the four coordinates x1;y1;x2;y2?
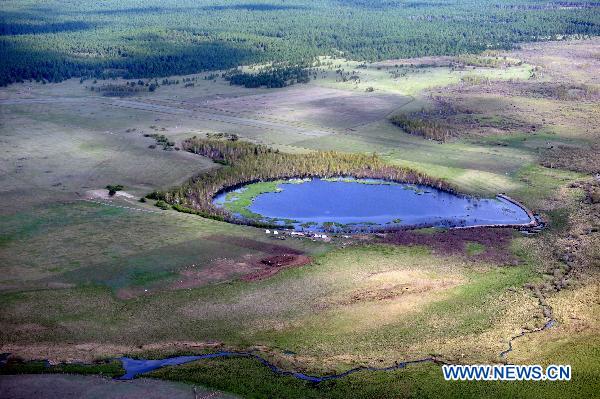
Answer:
213;177;533;231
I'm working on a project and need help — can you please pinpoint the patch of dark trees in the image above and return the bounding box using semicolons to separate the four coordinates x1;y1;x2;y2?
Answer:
225;66;310;88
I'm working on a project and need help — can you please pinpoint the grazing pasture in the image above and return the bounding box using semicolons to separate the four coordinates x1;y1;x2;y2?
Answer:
0;38;598;398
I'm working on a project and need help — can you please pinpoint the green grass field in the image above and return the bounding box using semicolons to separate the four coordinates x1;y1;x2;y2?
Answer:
149;333;599;399
313;56;533;96
0;39;598;398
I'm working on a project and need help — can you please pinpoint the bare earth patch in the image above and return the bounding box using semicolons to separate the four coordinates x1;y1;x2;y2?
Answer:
117;236;312;297
340;278;461;305
84;189;136;200
170;253;312;288
189;235;311;284
541;144;600;174
242;254;312;281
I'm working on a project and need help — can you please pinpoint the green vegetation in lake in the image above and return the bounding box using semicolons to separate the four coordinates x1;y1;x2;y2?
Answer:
223;178;399;220
223;181;284;219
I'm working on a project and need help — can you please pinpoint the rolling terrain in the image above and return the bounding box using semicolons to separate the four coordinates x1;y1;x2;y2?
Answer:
0;17;598;399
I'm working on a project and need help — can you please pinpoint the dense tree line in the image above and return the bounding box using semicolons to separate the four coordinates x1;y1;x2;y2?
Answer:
1;0;599;85
390;113;453;142
225;66;310;88
151;137;452;225
91;82;151;96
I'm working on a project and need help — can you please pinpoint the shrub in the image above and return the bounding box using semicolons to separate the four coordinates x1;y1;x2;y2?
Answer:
106;184;124;196
390;113;452;142
155;200;169;210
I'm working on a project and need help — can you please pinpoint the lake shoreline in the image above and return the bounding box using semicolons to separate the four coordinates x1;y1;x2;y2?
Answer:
213;177;537;233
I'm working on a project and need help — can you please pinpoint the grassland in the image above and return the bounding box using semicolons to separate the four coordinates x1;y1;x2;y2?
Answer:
313;56;533;96
0;39;598;398
0;201;327;296
0;240;546;398
149;332;599;399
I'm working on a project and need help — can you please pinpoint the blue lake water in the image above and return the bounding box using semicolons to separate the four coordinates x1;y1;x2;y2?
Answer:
214;178;532;231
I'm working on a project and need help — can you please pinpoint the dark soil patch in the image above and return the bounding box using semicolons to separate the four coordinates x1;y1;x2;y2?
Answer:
381;227;518;264
242;254;312;281
115;236;310;297
169;235;310;286
168;257;256;291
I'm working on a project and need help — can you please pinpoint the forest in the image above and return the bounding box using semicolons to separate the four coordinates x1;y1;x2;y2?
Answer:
1;0;599;85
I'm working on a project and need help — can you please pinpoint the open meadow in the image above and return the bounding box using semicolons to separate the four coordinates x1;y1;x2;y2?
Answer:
1;35;599;398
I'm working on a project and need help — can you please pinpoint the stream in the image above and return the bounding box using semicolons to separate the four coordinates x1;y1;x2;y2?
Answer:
118;320;557;381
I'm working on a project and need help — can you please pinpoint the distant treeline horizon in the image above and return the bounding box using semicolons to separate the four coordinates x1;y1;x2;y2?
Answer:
1;0;599;86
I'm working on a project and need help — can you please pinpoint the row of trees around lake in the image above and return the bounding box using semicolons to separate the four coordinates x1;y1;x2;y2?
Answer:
150;136;451;226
